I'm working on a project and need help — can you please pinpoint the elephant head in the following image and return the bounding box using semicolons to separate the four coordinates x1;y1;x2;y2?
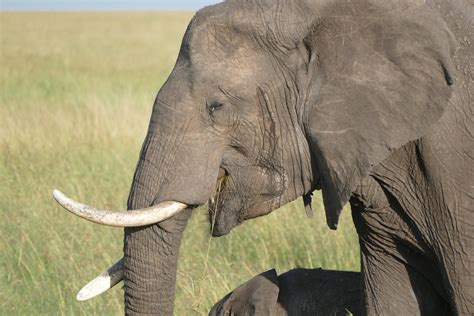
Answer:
54;0;455;314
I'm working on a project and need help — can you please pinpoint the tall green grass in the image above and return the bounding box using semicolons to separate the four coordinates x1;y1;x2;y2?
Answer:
0;12;359;315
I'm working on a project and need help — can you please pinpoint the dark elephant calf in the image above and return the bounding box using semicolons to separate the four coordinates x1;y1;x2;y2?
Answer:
210;268;361;316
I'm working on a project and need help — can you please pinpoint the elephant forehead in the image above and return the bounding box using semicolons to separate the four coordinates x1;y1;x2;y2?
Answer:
183;17;269;84
191;54;265;86
188;34;265;83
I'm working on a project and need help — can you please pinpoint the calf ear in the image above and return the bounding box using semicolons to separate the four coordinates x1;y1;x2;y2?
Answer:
299;6;455;228
209;269;279;316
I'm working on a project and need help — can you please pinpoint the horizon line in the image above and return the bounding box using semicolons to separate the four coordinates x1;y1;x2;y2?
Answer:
0;1;219;11
0;8;200;12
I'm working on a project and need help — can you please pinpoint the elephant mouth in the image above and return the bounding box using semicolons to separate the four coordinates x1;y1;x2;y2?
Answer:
208;166;243;236
208;167;231;213
208;165;288;236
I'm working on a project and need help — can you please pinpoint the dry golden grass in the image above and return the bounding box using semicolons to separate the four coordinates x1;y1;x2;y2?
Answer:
0;12;359;315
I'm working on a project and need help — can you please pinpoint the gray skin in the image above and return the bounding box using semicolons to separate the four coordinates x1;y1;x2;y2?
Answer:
123;0;473;314
209;268;361;316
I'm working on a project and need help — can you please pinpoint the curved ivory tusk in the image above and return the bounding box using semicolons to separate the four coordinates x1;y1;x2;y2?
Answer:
53;190;187;227
77;258;124;301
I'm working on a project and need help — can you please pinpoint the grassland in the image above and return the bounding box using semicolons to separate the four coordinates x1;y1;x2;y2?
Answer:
0;12;360;315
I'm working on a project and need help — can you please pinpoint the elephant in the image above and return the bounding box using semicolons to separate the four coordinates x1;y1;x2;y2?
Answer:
53;0;473;315
209;268;362;316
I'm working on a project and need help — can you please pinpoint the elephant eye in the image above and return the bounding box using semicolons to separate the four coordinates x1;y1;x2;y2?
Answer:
208;101;224;115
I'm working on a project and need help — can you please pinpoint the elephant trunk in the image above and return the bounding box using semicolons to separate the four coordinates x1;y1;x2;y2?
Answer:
121;70;221;313
123;152;194;315
123;210;191;315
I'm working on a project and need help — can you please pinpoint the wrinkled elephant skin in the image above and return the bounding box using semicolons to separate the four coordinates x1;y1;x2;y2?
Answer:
58;0;474;314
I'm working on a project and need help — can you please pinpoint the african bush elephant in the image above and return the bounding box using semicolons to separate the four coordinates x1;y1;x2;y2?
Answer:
209;268;361;316
53;0;473;314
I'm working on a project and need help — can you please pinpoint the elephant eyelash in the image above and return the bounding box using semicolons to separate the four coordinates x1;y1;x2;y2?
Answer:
208;101;224;115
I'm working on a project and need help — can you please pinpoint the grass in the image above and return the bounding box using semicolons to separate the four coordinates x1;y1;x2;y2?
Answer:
0;12;360;315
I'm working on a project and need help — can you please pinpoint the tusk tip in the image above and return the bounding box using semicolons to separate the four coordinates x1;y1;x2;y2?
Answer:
76;291;90;302
76;286;95;301
76;281;105;301
52;189;64;201
75;258;125;301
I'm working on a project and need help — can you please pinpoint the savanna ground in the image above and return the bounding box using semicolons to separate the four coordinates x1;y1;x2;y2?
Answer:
0;12;360;315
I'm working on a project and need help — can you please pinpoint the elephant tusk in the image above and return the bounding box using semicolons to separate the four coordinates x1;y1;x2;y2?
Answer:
53;190;188;227
77;258;124;301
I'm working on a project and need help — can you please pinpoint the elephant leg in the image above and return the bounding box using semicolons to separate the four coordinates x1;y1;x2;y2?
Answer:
371;136;474;314
359;242;450;315
352;199;450;315
430;210;474;315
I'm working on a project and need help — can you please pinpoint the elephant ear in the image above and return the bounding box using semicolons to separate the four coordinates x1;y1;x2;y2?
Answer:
296;4;456;228
209;269;279;316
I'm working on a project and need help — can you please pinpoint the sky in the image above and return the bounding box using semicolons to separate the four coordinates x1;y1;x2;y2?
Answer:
1;0;221;11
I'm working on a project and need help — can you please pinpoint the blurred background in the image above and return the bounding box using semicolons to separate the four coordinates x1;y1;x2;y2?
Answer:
0;1;360;315
2;0;220;10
